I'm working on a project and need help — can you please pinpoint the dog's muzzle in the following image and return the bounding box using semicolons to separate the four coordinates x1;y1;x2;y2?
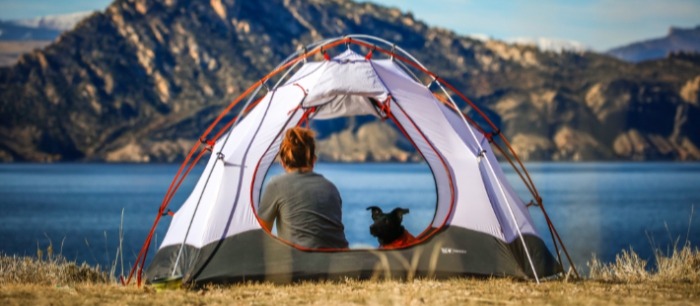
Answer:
369;224;378;237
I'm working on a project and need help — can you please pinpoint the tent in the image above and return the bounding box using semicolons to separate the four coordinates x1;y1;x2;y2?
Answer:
128;35;576;287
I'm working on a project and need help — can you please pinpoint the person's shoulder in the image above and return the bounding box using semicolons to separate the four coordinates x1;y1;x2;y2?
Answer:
308;171;329;180
267;173;292;188
310;172;338;187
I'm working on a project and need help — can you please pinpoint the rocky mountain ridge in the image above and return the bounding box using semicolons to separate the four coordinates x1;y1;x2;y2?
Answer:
607;25;700;62
0;0;699;162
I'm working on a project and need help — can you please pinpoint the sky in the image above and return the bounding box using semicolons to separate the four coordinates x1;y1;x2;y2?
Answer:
0;0;699;51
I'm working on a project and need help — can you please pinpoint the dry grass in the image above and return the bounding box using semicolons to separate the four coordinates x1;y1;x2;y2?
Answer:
654;243;700;282
588;243;700;283
1;246;699;305
0;254;108;286
1;277;698;305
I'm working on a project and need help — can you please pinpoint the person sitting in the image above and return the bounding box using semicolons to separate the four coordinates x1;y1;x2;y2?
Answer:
258;126;349;249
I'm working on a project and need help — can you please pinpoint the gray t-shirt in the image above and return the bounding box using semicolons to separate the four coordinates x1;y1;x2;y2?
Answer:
258;171;348;249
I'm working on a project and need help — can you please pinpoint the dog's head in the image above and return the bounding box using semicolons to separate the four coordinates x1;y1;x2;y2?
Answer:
366;206;410;246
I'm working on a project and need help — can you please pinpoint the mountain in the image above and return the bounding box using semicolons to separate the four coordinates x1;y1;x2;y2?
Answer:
607;25;700;62
0;0;699;162
0;20;56;66
0;12;95;42
1;11;93;42
0;21;61;41
0;12;94;67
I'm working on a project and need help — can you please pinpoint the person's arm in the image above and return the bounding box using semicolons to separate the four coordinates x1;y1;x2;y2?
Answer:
258;180;278;232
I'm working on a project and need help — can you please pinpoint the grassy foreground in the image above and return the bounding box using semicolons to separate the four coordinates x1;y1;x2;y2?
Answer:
2;277;700;305
1;245;699;305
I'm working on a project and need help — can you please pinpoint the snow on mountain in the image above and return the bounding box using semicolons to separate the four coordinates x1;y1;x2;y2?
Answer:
466;33;491;42
464;34;590;53
10;11;94;31
506;37;590;53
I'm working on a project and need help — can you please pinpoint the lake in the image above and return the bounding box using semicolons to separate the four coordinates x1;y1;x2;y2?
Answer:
1;162;698;275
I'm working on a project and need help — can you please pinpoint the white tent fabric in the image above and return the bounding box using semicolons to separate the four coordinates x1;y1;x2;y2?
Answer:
159;49;541;255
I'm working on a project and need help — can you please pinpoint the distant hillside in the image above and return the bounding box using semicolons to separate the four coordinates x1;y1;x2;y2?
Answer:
0;21;61;41
0;0;699;162
0;21;57;66
0;40;51;66
10;11;94;31
0;12;93;66
607;25;700;62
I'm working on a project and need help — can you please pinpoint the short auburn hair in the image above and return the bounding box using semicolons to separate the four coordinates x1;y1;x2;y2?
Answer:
279;127;316;169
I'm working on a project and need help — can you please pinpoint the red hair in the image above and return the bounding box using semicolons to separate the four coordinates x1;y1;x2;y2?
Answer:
279;127;316;169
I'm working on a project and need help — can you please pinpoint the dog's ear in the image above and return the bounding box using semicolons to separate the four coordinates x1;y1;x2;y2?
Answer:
390;208;410;222
366;206;383;221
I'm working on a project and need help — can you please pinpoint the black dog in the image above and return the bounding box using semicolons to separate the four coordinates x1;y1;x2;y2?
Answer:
366;206;417;249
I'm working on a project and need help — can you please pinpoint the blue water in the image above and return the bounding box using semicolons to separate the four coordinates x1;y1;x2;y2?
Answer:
1;163;698;274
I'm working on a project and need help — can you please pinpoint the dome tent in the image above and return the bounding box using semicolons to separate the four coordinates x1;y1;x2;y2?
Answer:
127;35;576;287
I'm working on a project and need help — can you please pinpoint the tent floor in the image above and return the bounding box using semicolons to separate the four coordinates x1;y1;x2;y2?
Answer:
147;226;561;286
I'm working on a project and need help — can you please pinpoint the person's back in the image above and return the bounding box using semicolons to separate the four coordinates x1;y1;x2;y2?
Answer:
257;126;348;249
259;171;347;249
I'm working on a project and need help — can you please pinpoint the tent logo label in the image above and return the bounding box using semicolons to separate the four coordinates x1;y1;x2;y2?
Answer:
441;247;467;255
